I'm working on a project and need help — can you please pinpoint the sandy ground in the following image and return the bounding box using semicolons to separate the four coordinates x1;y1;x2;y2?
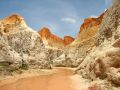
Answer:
0;67;90;90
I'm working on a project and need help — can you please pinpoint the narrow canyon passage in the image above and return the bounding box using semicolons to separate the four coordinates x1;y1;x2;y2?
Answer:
0;68;80;90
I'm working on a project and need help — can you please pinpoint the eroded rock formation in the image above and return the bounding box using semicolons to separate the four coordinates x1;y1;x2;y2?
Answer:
0;14;29;34
77;1;120;87
64;36;74;45
39;27;74;49
0;14;52;75
53;13;104;67
73;13;104;45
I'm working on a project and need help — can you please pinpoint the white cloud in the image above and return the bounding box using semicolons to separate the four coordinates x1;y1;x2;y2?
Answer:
61;17;77;23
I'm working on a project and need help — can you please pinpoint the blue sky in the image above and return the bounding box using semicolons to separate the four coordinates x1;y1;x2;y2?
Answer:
0;0;112;38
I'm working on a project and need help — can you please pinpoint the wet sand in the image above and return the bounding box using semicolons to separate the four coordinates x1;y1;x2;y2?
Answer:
0;68;79;90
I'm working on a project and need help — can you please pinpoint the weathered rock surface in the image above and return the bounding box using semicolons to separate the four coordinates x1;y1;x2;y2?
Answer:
39;27;64;49
0;14;52;75
0;34;22;75
64;36;74;45
53;13;104;67
73;13;104;45
39;27;74;49
0;14;28;34
77;1;120;87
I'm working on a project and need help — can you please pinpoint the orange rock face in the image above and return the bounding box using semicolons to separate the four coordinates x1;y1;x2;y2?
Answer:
38;27;51;39
80;13;104;34
72;13;104;46
64;36;74;45
39;27;64;43
39;27;74;49
0;14;27;34
2;14;24;24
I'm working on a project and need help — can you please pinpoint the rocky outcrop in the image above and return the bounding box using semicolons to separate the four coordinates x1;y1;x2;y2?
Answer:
0;14;29;34
0;14;52;75
39;27;74;49
53;13;104;67
0;34;22;75
73;13;104;45
77;1;120;87
80;13;104;33
64;36;74;45
39;27;65;49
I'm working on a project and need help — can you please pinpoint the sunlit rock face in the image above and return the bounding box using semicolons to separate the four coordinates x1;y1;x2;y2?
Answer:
39;27;64;49
53;13;104;67
0;14;71;75
1;14;26;26
72;13;104;45
77;1;120;86
0;14;29;34
0;14;52;75
64;36;74;45
39;27;74;49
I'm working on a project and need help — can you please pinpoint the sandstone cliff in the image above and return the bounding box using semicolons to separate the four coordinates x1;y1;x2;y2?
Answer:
0;14;29;34
77;1;120;88
39;27;74;49
72;13;104;45
0;14;52;75
64;36;74;45
53;13;104;67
